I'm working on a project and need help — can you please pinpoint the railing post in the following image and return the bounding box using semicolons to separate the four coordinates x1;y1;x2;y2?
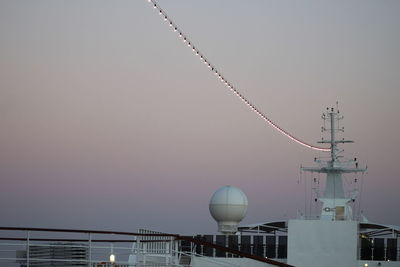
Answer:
371;247;374;260
143;242;146;265
275;234;278;259
169;237;173;266
384;246;387;261
136;236;141;267
88;233;92;267
26;231;30;267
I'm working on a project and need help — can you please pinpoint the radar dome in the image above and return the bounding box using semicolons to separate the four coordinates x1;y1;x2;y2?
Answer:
209;186;248;234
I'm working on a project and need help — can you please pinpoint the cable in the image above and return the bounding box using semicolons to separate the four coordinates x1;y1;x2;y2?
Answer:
145;0;330;152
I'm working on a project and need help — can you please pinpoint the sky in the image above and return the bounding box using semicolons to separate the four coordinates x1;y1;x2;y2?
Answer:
0;0;399;235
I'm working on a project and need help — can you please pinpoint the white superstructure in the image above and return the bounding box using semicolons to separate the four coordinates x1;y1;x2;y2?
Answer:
239;106;400;267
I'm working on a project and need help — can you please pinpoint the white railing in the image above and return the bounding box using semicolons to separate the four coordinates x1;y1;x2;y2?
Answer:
0;227;294;267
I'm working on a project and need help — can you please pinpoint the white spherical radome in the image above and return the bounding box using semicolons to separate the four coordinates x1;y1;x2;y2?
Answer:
209;186;248;234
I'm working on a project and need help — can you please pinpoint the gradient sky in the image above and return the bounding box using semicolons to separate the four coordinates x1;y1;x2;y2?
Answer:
0;0;399;235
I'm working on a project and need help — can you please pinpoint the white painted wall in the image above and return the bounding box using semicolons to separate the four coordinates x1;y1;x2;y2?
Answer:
287;220;358;267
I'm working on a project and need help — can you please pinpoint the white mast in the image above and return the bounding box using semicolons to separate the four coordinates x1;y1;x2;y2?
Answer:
302;106;366;221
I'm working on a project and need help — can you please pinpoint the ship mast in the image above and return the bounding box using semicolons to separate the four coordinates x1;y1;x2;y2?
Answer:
302;106;366;221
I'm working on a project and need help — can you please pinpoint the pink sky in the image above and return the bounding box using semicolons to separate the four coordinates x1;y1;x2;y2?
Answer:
0;0;399;234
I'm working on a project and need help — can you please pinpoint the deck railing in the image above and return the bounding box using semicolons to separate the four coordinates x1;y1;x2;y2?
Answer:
0;227;293;267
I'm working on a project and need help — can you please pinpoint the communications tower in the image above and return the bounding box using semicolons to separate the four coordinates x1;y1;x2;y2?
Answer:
302;106;366;221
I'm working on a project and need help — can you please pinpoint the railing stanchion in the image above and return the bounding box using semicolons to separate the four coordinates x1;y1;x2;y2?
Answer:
137;236;141;267
169;237;173;266
26;230;30;267
88;233;92;267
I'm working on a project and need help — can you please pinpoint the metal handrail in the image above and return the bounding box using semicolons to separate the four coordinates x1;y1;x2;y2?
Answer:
0;226;294;267
0;226;178;237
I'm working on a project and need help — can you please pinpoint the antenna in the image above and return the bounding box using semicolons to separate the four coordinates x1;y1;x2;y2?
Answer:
302;106;366;221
